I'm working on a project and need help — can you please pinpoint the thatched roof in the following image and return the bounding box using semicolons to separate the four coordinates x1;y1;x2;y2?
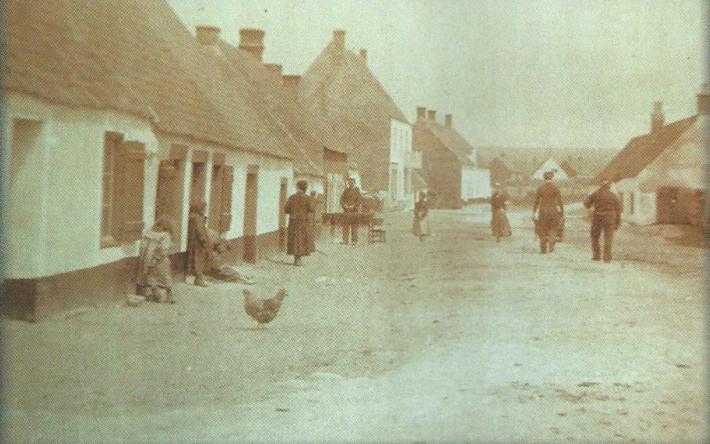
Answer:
3;0;298;161
597;115;698;183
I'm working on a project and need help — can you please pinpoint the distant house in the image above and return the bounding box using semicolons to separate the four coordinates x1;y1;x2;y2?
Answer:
299;30;420;209
597;88;709;226
1;0;315;320
413;108;491;208
488;156;523;185
530;156;568;181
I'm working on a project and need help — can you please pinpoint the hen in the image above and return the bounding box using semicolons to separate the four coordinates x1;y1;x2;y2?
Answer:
243;288;287;329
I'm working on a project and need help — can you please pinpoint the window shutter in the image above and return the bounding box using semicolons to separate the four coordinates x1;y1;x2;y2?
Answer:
118;141;146;242
220;165;234;233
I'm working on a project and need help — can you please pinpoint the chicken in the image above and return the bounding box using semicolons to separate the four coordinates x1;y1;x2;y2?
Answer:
243;288;287;328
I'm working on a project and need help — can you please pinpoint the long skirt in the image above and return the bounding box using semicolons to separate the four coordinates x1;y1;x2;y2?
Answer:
287;219;311;257
491;208;512;238
413;216;431;237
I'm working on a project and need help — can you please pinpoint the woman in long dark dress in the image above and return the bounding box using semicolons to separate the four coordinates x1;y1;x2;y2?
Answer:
490;183;512;242
284;180;315;266
412;192;430;241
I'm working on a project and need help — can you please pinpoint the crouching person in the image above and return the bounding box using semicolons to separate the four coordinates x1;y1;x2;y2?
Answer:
136;217;175;303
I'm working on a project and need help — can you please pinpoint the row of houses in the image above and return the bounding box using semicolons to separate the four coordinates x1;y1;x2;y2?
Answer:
596;86;709;227
2;0;493;320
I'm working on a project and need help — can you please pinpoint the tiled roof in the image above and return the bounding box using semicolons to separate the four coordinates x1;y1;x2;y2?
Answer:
3;0;293;160
596;115;698;182
299;36;409;192
422;121;476;166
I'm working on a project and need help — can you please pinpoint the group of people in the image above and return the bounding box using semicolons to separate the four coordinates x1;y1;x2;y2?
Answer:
487;170;622;262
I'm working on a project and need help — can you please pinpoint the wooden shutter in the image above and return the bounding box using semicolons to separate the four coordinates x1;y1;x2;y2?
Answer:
118;141;146;242
208;165;224;231
220;165;234;233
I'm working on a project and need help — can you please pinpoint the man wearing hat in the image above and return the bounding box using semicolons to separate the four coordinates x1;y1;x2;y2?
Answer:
340;177;362;245
532;171;564;254
584;180;622;262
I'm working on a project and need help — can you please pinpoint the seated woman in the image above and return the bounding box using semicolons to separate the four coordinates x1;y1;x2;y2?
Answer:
136;217;175;303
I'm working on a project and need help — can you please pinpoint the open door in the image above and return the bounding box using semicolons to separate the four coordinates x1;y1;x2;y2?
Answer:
243;166;259;262
189;151;208;208
657;187;682;224
155;146;186;245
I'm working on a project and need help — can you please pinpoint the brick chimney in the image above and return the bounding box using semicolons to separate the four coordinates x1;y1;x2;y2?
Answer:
445;114;452;128
651;101;665;134
264;63;283;77
697;82;710;114
196;26;221;55
427;110;437;122
239;28;265;61
333;29;346;50
416;107;427;122
359;49;367;62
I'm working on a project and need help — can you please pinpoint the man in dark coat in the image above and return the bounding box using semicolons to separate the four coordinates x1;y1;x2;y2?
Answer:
584;180;622;262
186;199;210;287
532;171;564;254
285;180;315;266
340;177;361;245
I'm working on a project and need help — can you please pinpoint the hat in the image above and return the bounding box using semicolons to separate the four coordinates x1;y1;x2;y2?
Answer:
543;171;554;180
296;179;308;191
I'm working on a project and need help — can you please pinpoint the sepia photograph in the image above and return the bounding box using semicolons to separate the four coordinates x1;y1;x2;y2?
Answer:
1;0;708;441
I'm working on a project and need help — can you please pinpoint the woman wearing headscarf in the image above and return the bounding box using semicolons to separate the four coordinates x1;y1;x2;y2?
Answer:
285;180;315;266
186;199;210;286
136;216;175;303
412;192;431;241
490;183;512;242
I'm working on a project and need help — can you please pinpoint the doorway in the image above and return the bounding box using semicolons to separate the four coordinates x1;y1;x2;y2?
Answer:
189;152;208;208
243;167;259;262
155;146;186;245
278;178;288;251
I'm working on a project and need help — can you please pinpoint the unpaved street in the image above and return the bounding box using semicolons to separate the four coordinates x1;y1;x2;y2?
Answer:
3;205;707;442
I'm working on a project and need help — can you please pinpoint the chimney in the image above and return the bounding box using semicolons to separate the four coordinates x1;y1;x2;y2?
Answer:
282;74;301;90
651;101;665;134
196;26;221;55
697;82;710;114
427;110;437;122
445;114;452;128
416;107;427;122
239;28;265;61
333;29;346;50
359;49;367;62
264;63;283;77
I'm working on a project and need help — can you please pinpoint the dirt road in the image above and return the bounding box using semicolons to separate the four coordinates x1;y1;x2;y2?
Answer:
3;205;707;442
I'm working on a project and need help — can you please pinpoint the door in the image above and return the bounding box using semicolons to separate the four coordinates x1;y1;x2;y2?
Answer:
189;161;206;207
278;178;288;251
657;187;681;224
243;168;258;262
208;164;224;232
155;156;185;245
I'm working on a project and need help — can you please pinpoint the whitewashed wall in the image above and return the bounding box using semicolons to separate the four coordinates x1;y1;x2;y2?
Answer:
461;166;492;200
389;119;413;205
532;158;568;180
614;178;656;225
3;93;158;279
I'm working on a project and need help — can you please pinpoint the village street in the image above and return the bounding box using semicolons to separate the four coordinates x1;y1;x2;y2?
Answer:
3;205;707;442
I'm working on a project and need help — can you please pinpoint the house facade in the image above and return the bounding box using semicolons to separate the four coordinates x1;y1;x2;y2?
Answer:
1;0;311;320
299;30;419;209
531;157;568;181
597;89;708;226
413;108;490;209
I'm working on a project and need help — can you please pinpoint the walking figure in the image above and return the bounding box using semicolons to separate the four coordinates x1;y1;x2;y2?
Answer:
412;192;431;241
340;177;362;245
490;183;512;242
532;171;564;254
584;180;622;263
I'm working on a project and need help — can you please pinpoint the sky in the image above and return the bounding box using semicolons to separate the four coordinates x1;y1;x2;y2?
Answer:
167;0;707;149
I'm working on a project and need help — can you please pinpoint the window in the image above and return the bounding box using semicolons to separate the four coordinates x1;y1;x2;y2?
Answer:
100;132;146;247
629;191;635;215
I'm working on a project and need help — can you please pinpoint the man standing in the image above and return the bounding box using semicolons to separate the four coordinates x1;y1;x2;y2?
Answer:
340;177;361;245
532;171;564;254
285;180;315;266
186;199;210;287
584;180;622;262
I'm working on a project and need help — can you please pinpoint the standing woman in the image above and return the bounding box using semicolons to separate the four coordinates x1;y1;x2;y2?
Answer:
490;183;512;242
186;199;210;287
412;192;431;241
136;216;175;303
285;180;315;266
